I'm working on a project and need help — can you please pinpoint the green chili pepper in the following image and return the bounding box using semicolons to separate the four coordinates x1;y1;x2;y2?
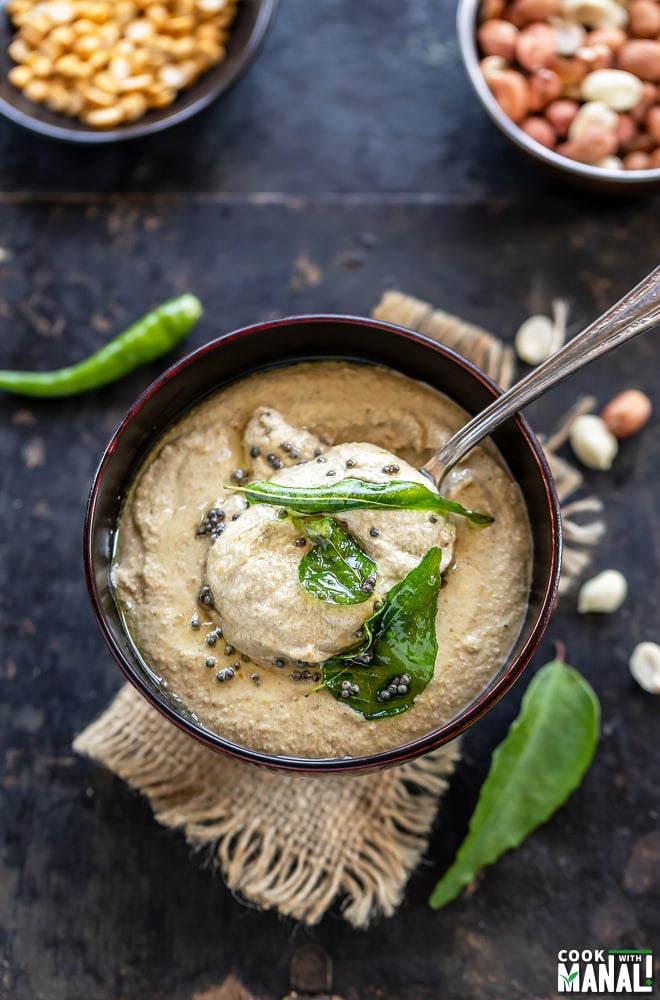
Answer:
0;293;203;398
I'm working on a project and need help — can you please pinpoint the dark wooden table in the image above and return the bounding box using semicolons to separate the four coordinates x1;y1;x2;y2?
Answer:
0;2;659;998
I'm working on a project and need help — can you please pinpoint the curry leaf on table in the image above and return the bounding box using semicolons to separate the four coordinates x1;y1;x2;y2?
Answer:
429;654;600;910
232;478;493;525
298;516;377;605
322;547;443;719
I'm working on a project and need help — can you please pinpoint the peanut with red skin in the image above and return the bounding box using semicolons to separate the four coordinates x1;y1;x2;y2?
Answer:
623;149;653;167
622;128;656;151
478;18;519;59
600;390;652;438
516;22;557;70
618;40;660;82
650;148;660;167
521;114;557;144
557;122;618;161
505;0;560;28
552;55;589;85
646;104;660;142
545;97;579;135
480;0;507;21
486;67;531;121
630;81;657;122
628;0;660;39
528;67;563;108
616;112;637;144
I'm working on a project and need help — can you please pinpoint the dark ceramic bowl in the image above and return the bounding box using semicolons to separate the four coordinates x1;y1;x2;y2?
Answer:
457;0;660;194
0;0;278;142
84;315;562;774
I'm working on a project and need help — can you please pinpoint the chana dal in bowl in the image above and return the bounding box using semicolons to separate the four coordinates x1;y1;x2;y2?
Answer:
84;316;562;773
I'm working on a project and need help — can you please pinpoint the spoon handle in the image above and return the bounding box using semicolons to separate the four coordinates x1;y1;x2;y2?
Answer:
425;265;660;485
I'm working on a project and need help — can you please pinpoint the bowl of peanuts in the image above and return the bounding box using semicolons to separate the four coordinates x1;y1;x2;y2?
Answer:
0;0;278;141
458;0;660;190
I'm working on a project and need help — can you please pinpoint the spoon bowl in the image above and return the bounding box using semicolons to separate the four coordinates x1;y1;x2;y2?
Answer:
424;266;660;486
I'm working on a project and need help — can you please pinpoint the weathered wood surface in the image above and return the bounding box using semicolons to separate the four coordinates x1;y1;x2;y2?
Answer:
0;1;658;998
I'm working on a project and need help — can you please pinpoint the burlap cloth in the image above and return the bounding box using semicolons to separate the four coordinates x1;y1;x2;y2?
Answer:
74;292;604;928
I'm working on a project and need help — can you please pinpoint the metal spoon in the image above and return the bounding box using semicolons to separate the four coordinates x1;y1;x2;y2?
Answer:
423;265;660;487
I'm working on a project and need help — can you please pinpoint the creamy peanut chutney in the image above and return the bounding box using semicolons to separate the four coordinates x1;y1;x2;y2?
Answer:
112;361;532;759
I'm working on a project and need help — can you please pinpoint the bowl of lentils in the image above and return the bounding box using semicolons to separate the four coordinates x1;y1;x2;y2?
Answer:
0;0;278;141
457;0;660;190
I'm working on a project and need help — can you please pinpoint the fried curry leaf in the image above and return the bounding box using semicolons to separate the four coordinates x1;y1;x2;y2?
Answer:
233;478;493;526
298;516;377;605
322;547;443;719
429;655;600;910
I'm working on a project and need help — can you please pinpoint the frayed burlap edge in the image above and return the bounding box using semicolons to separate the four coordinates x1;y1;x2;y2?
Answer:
74;291;605;931
74;685;460;928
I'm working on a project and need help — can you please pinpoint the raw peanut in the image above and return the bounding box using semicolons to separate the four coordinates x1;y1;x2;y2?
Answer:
618;40;660;81
569;414;618;468
626;128;656;150
616;112;637;143
557;122;619;161
506;0;560;27
480;55;510;77
569;98;618;135
594;153;624;167
577;569;627;613
600;389;652;437
623;149;653;167
631;82;657;122
646;104;660;141
521;114;557;144
478;19;519;59
582;68;645;109
629;642;660;694
585;27;627;52
576;43;614;69
528;67;563;108
516;22;557;70
545;97;579;134
485;68;531;121
628;0;660;39
650;148;660;167
552;18;586;56
481;0;507;20
552;55;589;85
562;0;628;29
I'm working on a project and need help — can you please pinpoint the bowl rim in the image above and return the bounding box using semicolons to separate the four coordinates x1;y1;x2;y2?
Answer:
84;313;563;773
456;0;660;185
0;0;279;143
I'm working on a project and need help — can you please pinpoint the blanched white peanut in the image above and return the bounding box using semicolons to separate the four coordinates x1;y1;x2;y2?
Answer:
629;642;660;694
569;413;619;468
577;569;628;613
594;153;624;167
557;123;618;160
581;68;645;109
561;0;628;29
551;17;586;55
480;55;511;76
576;42;614;69
514;298;567;362
568;98;618;136
600;388;652;437
584;27;627;52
